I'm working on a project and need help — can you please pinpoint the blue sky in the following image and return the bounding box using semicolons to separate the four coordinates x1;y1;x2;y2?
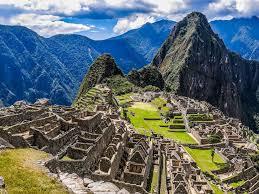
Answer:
0;0;258;40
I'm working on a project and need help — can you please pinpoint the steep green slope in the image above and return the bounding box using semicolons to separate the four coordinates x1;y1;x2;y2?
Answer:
127;66;164;89
75;54;123;101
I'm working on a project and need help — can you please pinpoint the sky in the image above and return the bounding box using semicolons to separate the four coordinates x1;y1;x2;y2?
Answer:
0;0;258;40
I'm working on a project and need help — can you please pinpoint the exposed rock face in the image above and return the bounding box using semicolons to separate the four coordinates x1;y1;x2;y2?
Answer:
127;66;164;89
152;12;259;131
76;54;123;100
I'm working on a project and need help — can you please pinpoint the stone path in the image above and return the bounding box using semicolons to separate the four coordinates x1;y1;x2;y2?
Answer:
58;172;130;194
59;173;90;194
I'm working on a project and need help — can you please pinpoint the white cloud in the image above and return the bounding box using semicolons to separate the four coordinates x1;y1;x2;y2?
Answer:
236;0;259;15
113;14;155;34
145;0;187;15
207;0;259;19
6;14;91;37
0;0;259;37
0;0;95;15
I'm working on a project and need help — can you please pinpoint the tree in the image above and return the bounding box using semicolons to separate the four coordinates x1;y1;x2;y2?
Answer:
211;148;215;162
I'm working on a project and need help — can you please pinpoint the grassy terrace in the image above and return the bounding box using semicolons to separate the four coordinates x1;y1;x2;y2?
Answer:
127;101;197;144
184;147;227;172
150;97;170;113
148;165;159;193
160;154;167;194
116;93;133;106
74;86;104;110
209;183;224;194
229;180;245;188
0;148;68;194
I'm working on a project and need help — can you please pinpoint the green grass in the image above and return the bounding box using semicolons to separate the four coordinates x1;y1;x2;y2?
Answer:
209;183;224;194
61;155;74;161
151;97;169;113
0;148;69;194
148;166;159;193
127;102;197;144
160;154;167;194
229;180;245;188
116;93;133;105
74;86;106;111
184;147;227;172
188;113;213;122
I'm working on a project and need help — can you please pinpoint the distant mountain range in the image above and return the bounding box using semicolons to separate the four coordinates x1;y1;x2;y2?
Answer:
1;16;259;106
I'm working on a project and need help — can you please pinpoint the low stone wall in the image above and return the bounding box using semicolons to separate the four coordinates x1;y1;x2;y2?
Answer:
190;130;209;144
188;142;226;149
211;164;232;175
112;180;149;194
74;113;103;131
109;142;124;179
157;149;162;194
144;118;161;120
0;128;29;147
142;143;153;189
223;167;257;184
49;127;79;155
0;109;45;127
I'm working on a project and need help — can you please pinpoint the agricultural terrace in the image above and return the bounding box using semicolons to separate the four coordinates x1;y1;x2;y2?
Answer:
184;147;227;172
125;99;197;144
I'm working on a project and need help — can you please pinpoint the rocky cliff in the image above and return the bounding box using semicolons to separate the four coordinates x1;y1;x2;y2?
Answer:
152;12;259;131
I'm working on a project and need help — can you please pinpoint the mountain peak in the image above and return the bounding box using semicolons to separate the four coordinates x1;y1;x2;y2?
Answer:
152;11;225;68
151;12;259;131
75;54;123;100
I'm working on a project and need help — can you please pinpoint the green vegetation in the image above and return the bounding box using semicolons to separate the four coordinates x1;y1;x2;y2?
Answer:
209;183;224;194
127;66;164;89
188;113;213;122
208;134;221;144
74;86;103;110
184;147;227;172
106;75;135;95
160;154;167;194
148;166;159;193
116;93;133;106
0;148;68;194
229;180;245;188
76;54;123;100
127;102;196;144
143;85;161;92
151;97;170;114
61;155;73;161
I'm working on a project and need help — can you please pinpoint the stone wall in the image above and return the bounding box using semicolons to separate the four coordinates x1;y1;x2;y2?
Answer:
223;167;257;184
48;127;79;155
0;109;45;127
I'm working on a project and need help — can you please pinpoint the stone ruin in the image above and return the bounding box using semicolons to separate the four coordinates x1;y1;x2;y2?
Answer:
0;100;153;193
0;91;258;194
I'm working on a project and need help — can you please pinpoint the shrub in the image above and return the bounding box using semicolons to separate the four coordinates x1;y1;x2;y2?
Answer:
143;85;161;92
106;75;135;95
208;134;221;144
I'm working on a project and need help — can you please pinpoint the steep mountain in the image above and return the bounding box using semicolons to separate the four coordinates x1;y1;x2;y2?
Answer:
127;66;164;89
0;20;174;106
211;16;259;61
0;25;77;106
75;54;123;101
152;12;259;132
